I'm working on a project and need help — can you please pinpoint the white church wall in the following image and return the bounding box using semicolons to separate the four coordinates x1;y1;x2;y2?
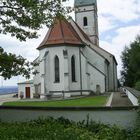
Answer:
104;61;109;91
44;51;49;94
48;47;65;92
87;64;105;93
82;46;105;74
33;57;41;86
87;44;118;92
71;17;117;91
81;54;88;90
37;45;106;95
67;46;81;91
33;58;42;96
39;49;47;60
107;56;118;91
40;60;45;75
38;49;50;94
113;60;118;91
64;55;69;91
40;77;45;98
37;46;83;96
33;65;41;86
108;58;114;91
37;49;47;96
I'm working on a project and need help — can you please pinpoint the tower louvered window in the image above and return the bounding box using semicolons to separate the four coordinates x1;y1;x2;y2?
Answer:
83;17;88;26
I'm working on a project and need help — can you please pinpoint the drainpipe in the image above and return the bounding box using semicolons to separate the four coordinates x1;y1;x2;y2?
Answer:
43;51;49;95
112;59;115;91
79;47;82;95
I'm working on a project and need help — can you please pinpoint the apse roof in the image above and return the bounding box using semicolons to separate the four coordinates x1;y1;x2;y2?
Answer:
37;18;83;50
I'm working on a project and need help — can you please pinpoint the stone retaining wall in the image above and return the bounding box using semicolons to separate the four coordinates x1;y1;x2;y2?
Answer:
0;106;138;129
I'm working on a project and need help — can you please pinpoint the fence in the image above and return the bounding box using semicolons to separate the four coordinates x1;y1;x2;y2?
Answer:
123;87;140;106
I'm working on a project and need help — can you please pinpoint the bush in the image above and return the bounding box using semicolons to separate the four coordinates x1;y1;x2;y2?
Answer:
128;98;140;140
0;117;127;140
135;81;140;91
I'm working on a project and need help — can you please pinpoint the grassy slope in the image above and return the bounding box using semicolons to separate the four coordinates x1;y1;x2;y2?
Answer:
3;96;107;107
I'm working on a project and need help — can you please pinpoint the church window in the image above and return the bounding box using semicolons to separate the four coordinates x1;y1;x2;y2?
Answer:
83;17;88;26
54;55;60;83
71;55;76;82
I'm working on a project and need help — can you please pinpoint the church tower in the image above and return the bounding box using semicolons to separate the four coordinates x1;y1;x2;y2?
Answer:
74;0;99;46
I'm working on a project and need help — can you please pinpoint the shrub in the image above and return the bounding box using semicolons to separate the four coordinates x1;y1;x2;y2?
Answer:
0;117;127;140
135;81;140;91
128;98;140;140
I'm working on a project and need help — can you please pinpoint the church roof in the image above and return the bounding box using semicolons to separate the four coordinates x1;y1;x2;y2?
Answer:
75;0;96;7
37;18;83;50
69;19;118;65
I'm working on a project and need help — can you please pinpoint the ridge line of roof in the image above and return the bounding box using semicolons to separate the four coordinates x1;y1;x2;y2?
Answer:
68;19;84;44
69;19;117;64
60;19;65;44
72;19;91;42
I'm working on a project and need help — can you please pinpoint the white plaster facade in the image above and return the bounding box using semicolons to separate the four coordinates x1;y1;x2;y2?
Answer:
34;40;117;97
18;80;34;99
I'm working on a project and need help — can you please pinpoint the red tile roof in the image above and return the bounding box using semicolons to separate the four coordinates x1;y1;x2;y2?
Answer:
37;18;83;50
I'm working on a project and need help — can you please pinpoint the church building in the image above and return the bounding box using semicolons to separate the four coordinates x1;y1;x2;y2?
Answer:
18;0;118;98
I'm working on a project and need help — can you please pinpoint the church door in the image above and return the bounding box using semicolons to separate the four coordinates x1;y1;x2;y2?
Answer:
25;87;30;98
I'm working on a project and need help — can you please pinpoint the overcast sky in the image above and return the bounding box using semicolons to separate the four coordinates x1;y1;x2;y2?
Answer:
0;0;140;86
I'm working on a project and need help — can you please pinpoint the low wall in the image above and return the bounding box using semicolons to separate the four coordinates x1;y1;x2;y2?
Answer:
0;93;16;99
0;106;138;129
123;87;139;106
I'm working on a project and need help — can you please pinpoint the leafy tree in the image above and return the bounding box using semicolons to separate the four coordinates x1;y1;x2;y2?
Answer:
0;46;38;79
135;81;140;91
0;0;71;41
0;0;71;79
121;35;140;87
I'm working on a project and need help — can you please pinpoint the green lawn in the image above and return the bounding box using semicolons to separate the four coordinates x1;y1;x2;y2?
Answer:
3;96;108;107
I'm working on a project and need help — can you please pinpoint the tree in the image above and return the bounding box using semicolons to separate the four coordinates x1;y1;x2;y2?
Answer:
0;46;40;79
0;0;71;41
0;0;71;79
121;35;140;87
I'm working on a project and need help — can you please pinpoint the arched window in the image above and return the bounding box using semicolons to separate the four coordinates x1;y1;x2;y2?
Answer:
83;17;88;26
71;55;76;82
54;55;60;82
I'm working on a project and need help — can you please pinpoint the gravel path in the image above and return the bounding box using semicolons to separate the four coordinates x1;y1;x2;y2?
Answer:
111;92;133;106
0;93;19;105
